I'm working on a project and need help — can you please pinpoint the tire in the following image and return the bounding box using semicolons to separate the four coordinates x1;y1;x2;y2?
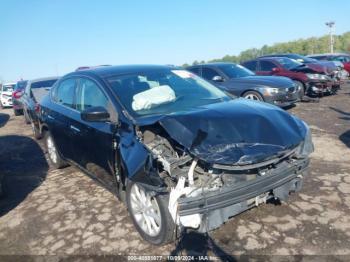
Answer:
44;130;67;169
14;109;23;116
126;181;175;245
242;91;264;101
293;80;305;100
31;121;42;140
23;110;30;124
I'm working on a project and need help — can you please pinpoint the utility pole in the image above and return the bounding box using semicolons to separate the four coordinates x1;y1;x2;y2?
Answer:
325;21;335;53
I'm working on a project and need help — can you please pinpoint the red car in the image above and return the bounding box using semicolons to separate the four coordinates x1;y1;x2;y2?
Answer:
242;57;335;97
308;53;350;74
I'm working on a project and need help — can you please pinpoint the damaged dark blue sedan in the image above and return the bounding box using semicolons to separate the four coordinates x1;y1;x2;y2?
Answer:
40;65;313;245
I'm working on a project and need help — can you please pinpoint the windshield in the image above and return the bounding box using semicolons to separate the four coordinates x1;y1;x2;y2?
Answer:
2;84;15;92
275;57;303;70
31;79;58;89
106;69;230;118
217;64;255;78
289;54;316;63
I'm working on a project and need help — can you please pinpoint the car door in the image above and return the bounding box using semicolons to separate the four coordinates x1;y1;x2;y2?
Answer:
22;81;32;115
69;77;116;188
257;60;277;76
49;78;78;160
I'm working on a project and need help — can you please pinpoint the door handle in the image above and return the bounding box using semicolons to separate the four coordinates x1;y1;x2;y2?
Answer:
47;115;54;120
70;125;80;132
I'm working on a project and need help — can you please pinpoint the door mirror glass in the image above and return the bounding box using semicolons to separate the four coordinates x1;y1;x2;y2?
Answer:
81;106;110;122
212;75;224;82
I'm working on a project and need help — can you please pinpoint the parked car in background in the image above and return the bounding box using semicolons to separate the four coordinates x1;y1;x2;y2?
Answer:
187;63;299;106
0;82;16;108
260;53;338;75
40;65;313;245
12;80;28;115
308;53;350;75
22;77;59;138
242;57;335;97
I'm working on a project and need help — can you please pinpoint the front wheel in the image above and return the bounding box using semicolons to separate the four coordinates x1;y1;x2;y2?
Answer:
23;110;30;124
242;91;264;101
44;131;67;169
126;182;175;245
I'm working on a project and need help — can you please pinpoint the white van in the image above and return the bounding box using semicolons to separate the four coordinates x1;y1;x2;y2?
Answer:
0;82;16;108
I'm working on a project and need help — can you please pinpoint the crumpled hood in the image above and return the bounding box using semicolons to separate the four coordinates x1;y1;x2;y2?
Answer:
226;75;293;89
136;99;307;166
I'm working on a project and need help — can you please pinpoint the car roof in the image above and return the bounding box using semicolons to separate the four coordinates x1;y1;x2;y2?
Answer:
308;53;350;57
28;76;60;84
68;65;181;79
188;62;237;68
256;56;285;61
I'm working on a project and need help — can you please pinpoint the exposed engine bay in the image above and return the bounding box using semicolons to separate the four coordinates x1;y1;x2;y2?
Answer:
136;123;310;231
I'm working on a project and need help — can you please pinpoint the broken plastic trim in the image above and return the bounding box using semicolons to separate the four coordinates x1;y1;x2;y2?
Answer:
177;158;309;216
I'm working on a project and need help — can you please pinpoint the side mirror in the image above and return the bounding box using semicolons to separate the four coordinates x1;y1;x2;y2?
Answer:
212;75;224;82
272;67;280;73
81;106;110;122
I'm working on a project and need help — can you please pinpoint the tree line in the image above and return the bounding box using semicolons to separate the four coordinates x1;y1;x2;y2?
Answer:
183;31;350;67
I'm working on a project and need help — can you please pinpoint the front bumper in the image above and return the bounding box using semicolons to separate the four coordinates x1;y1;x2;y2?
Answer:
265;92;299;107
0;97;13;107
177;158;309;231
306;80;334;95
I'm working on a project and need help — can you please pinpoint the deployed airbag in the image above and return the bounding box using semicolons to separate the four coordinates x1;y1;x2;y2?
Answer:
132;85;176;111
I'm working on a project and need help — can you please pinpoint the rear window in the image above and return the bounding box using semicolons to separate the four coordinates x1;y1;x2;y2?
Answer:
31;79;58;89
15;81;27;91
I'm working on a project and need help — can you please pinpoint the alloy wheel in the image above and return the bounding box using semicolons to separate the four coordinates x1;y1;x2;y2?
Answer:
129;183;162;237
245;93;261;100
47;135;58;164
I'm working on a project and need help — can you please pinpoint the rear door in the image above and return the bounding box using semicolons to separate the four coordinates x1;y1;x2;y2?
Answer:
49;78;78;160
69;77;116;187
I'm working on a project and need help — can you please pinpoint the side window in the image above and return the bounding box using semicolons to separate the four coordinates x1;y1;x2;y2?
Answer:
202;68;220;80
76;78;108;112
54;78;76;108
260;61;276;71
188;67;201;76
243;61;257;71
344;56;350;62
25;82;31;95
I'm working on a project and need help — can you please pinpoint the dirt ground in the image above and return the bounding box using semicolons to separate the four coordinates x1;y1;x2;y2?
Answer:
0;84;349;259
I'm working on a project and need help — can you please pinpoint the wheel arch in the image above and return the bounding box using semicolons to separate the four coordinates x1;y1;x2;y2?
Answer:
241;89;265;101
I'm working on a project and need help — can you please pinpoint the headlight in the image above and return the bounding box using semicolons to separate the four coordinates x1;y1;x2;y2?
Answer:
263;87;280;95
306;73;321;80
306;73;330;81
296;120;314;157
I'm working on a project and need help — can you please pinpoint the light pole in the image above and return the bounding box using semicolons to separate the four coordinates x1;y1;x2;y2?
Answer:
325;21;335;53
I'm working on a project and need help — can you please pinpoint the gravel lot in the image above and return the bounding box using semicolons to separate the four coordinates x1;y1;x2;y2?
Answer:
0;84;349;259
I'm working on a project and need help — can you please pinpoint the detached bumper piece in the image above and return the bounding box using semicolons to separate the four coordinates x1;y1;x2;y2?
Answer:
177;158;309;232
